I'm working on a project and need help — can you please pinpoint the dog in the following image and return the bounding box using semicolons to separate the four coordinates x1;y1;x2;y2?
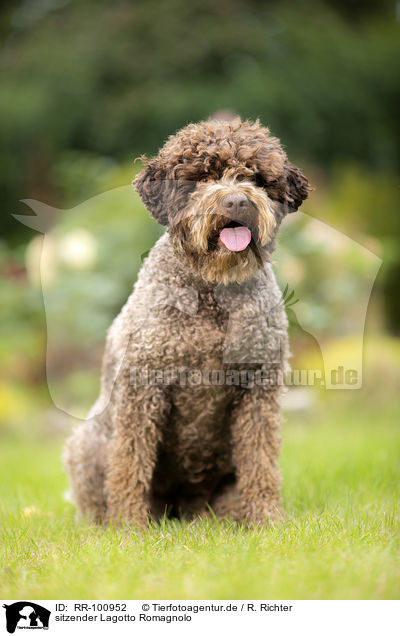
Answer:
63;117;309;526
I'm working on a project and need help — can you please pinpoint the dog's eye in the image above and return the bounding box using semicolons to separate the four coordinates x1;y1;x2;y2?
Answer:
254;174;265;188
200;176;210;183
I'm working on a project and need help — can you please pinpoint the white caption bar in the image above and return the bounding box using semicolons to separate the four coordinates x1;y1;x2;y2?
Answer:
1;600;398;635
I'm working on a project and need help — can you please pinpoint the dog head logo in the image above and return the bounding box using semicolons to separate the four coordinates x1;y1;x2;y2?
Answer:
3;602;51;633
14;117;381;402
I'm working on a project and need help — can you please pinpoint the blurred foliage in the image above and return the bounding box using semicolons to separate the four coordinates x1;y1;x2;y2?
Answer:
275;208;381;332
0;0;399;422
1;0;399;221
0;164;163;418
296;334;400;407
316;166;400;332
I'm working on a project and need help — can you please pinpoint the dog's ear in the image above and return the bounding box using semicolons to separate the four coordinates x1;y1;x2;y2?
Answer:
285;163;310;213
132;158;169;226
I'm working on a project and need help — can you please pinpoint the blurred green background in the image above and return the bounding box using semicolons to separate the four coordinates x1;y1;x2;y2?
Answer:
0;0;399;434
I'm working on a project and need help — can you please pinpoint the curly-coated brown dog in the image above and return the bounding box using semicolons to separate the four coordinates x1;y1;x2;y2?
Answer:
63;117;309;526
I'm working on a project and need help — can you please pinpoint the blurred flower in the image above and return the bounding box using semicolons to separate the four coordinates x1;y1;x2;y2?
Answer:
58;229;97;269
21;506;39;518
26;234;58;288
280;387;315;413
0;383;28;422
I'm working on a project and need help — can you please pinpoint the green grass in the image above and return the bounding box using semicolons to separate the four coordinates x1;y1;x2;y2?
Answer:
1;402;399;599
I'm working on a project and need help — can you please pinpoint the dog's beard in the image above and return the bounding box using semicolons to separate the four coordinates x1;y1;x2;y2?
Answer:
170;179;276;284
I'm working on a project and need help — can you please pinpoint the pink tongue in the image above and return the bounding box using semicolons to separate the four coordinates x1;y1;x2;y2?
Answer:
220;226;251;251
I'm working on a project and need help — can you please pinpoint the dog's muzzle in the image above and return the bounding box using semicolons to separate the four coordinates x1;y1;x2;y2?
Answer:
176;178;276;255
218;193;253;251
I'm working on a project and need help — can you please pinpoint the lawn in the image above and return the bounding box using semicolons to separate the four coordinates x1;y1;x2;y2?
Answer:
1;401;399;599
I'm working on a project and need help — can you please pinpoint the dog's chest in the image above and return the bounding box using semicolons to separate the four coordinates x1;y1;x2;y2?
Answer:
164;382;237;482
160;289;230;367
163;282;285;370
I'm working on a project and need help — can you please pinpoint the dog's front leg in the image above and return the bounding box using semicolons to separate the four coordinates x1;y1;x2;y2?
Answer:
105;375;169;527
230;386;283;525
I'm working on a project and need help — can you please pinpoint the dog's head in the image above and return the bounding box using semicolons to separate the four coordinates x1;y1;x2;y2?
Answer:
133;117;310;284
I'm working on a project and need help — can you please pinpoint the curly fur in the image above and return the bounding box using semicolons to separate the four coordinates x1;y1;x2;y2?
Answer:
63;117;310;526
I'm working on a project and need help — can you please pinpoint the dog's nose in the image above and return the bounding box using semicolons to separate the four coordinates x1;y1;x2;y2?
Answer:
222;193;249;213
